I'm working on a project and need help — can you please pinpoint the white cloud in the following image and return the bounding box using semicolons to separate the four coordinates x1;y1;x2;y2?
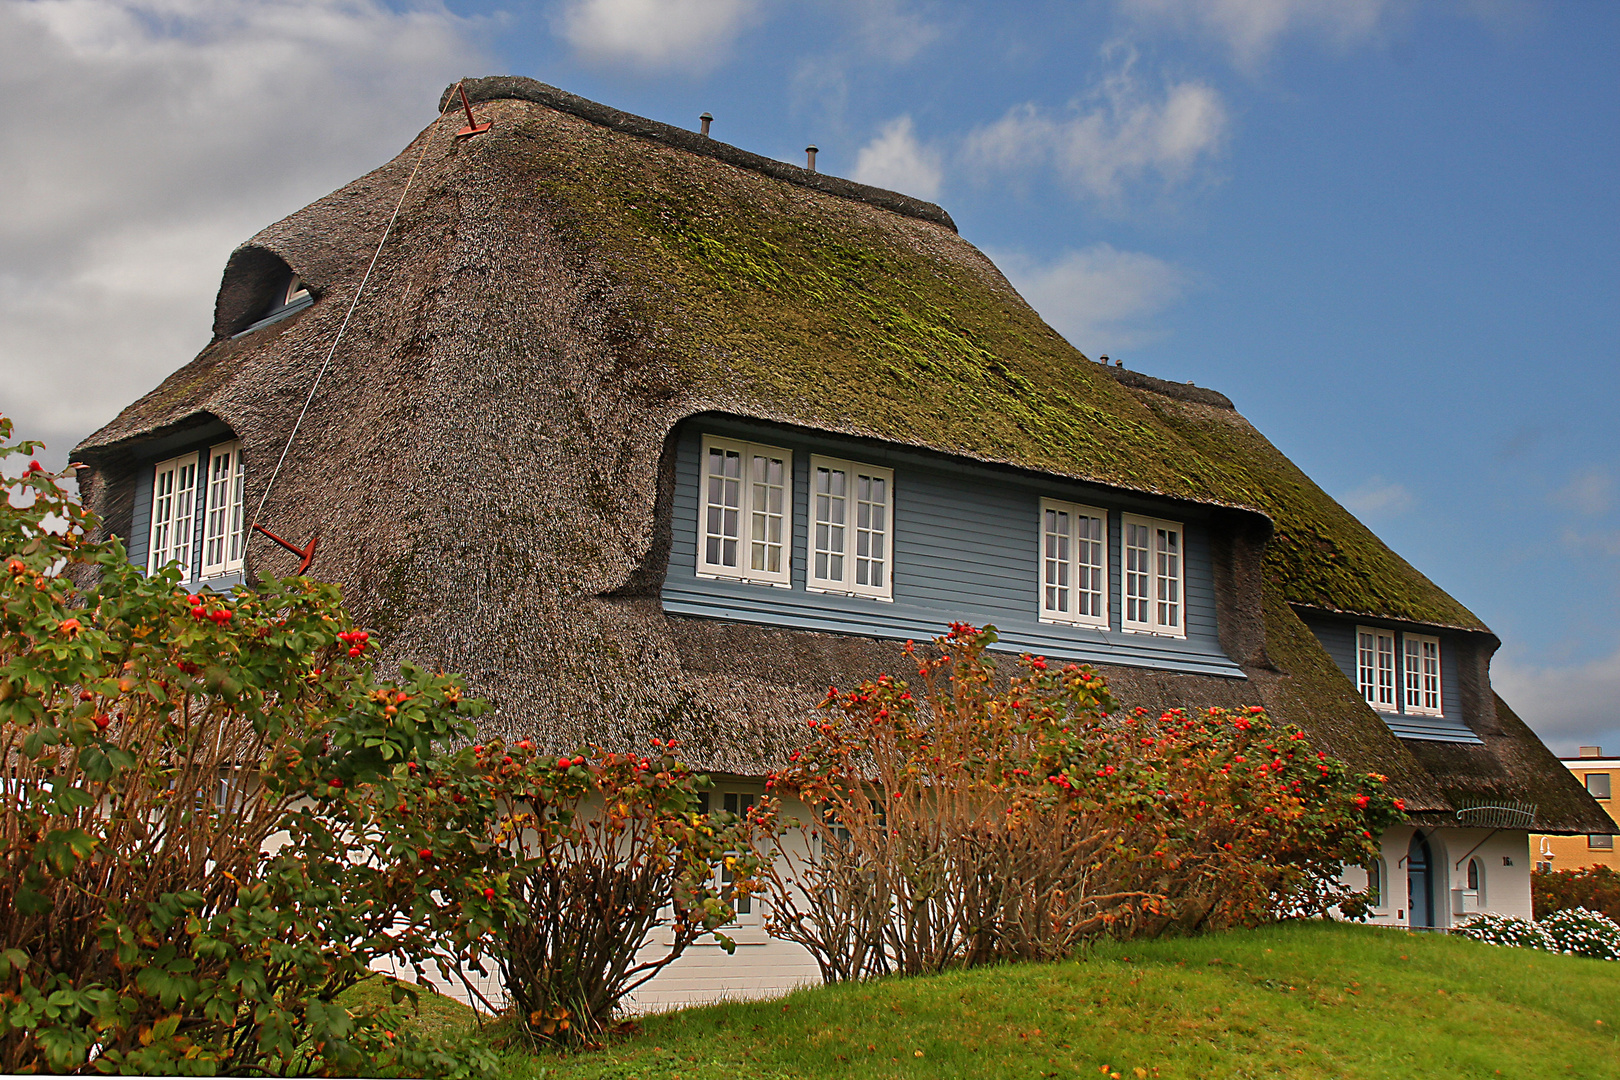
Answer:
963;49;1228;206
848;0;942;64
557;0;759;73
1551;466;1614;517
852;116;943;200
1340;476;1416;519
1120;0;1399;67
990;244;1188;354
0;0;486;468
1494;649;1620;757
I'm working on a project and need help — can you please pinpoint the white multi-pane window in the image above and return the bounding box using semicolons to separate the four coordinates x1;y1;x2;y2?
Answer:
200;441;246;579
1404;634;1443;715
1122;515;1184;637
698;436;791;587
1038;498;1107;627
1356;627;1398;710
147;453;200;578
808;456;894;600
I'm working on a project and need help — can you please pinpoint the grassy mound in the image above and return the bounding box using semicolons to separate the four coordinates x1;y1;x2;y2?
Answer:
482;921;1617;1079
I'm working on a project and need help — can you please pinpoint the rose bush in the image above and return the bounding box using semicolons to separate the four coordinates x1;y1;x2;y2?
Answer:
0;418;503;1076
0;416;766;1069
754;623;1402;980
471;739;760;1046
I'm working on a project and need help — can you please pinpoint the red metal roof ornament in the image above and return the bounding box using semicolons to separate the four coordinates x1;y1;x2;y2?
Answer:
252;524;319;576
456;83;491;139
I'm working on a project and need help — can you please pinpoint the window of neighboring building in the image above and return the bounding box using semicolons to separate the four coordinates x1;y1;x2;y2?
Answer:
1590;834;1615;851
808;456;893;600
698;436;791;587
1039;499;1108;628
1587;772;1612;800
1356;627;1397;711
147;452;199;578
1403;634;1443;716
1122;515;1183;637
200;441;246;579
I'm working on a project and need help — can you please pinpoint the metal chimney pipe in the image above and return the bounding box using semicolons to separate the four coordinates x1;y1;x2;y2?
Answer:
806;145;818;172
699;112;713;137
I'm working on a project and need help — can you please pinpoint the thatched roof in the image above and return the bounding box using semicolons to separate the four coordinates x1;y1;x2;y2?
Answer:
72;77;1608;834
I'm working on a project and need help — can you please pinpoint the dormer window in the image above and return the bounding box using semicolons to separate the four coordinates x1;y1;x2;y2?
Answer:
697;435;792;587
1039;498;1108;628
144;440;246;585
1122;514;1184;637
234;272;314;337
1404;634;1443;716
1357;628;1397;710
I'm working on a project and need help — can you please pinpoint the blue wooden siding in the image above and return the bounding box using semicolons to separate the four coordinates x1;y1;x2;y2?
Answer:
1303;616;1479;744
128;467;152;571
662;420;1242;678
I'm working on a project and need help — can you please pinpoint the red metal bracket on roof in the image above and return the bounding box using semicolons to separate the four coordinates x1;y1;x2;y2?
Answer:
253;524;319;575
456;83;491;139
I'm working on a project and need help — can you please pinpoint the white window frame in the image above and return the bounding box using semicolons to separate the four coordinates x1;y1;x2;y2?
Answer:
1121;514;1185;638
807;455;894;601
147;452;200;580
1403;633;1443;716
1356;626;1398;711
200;441;246;579
1038;498;1108;628
697;436;792;588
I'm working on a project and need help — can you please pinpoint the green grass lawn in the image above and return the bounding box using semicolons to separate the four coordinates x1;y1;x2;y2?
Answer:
423;922;1620;1079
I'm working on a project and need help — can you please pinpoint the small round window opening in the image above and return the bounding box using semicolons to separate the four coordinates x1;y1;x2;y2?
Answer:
236;272;314;337
281;275;310;308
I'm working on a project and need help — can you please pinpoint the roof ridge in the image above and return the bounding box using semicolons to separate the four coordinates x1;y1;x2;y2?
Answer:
1104;365;1234;409
438;76;957;232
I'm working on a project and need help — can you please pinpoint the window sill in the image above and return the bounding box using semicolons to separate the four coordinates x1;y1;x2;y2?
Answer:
1120;625;1187;640
233;293;313;338
695;571;791;589
806;585;894;603
1039;614;1110;630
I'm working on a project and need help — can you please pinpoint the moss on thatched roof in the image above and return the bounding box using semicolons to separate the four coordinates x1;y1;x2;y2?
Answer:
71;77;1591;826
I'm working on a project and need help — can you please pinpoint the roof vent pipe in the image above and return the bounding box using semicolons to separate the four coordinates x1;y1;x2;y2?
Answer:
699;112;712;137
1114;357;1123;368
1098;355;1108;365
806;144;818;172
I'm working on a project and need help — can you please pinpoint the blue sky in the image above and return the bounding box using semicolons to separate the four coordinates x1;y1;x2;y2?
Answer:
1;0;1615;751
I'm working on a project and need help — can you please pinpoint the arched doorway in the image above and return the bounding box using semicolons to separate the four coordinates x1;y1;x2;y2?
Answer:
1407;833;1434;928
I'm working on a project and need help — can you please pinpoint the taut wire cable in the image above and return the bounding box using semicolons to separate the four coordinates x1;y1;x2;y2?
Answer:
249;87;461;535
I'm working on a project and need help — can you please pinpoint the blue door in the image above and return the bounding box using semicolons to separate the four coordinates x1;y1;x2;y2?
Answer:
1407;834;1433;928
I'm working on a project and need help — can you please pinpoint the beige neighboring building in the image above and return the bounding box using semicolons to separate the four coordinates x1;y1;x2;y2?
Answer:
1532;748;1620;872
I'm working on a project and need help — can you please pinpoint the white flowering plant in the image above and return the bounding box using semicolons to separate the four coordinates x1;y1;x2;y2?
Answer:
1453;913;1554;951
1456;907;1620;961
1539;907;1620;961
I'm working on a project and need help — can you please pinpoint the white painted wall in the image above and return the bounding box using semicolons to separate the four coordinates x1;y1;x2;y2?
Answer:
1346;826;1531;929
